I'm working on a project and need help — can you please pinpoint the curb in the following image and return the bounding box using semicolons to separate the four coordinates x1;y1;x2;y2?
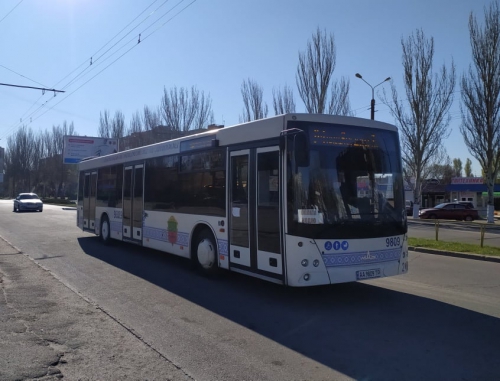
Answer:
409;246;500;263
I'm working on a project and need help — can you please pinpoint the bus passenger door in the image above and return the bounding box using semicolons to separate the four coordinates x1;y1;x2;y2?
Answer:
88;171;97;231
229;147;283;282
255;147;282;277
122;164;144;242
229;150;251;268
83;173;90;229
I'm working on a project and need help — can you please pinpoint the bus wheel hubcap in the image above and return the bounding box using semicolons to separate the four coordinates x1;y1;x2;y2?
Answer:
102;221;109;239
197;239;215;269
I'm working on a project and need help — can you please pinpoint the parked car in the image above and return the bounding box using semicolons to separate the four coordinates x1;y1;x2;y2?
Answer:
419;202;478;221
13;193;43;212
456;201;475;209
405;200;413;216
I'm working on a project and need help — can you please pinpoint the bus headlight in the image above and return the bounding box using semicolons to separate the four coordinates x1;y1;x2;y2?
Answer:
313;259;320;267
301;259;309;267
304;273;310;281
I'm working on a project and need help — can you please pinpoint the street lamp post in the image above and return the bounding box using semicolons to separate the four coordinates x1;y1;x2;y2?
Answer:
355;73;391;120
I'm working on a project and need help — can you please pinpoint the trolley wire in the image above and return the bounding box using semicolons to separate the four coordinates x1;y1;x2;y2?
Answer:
6;0;196;135
2;0;166;135
0;64;48;88
0;0;23;25
1;0;194;140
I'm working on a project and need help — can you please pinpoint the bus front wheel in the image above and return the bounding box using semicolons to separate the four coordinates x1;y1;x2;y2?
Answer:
100;215;111;245
194;229;219;276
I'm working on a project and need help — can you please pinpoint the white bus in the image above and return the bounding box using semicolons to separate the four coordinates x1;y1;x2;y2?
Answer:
77;113;408;287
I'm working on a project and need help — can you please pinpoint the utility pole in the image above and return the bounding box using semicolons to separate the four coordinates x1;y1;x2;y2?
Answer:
355;74;391;120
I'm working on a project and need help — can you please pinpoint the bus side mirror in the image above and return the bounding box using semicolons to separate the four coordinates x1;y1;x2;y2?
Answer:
280;128;309;167
279;134;286;151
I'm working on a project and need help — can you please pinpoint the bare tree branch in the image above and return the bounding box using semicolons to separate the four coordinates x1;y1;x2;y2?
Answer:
240;78;268;122
111;110;125;138
161;86;213;131
381;28;455;217
272;84;296;115
460;1;500;222
296;27;351;115
98;110;111;138
328;77;353;115
142;105;162;131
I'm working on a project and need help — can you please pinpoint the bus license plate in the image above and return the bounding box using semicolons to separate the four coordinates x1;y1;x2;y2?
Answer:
356;268;381;280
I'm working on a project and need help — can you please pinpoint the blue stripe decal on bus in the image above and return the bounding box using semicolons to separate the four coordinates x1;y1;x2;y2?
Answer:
143;226;189;246
218;240;228;256
110;221;122;234
322;248;401;267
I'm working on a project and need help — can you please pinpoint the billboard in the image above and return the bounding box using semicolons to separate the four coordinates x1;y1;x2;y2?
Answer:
63;136;118;164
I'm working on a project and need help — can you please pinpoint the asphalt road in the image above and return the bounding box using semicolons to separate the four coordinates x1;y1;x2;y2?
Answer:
0;200;499;381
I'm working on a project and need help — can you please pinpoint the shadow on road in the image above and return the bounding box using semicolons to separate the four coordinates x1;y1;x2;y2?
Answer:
78;236;499;380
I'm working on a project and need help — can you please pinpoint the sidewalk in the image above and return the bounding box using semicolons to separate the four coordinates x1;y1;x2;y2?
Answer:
0;236;192;381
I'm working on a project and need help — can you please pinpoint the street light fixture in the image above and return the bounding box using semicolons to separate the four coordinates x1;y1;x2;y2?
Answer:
355;73;391;120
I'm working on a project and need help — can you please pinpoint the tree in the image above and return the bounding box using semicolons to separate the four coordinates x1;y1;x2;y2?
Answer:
3;121;78;198
52;121;77;197
111;110;125;139
296;27;351;115
161;86;214;131
272;85;296;115
327;77;352;115
240;78;268;122
127;110;143;136
99;110;125;140
142;105;162;131
98;110;111;137
382;29;456;218
428;156;454;184
124;110;146;149
464;158;474;177
5;125;39;195
460;2;500;223
10;126;35;194
452;158;463;177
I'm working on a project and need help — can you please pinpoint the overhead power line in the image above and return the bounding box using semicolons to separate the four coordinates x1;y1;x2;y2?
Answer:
0;0;24;25
0;64;48;87
2;0;196;139
0;82;65;93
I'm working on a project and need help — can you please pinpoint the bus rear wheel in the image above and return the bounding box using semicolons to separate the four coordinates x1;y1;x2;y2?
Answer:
194;229;219;276
100;215;111;245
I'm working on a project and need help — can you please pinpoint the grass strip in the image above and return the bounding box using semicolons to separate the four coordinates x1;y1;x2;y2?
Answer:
408;237;500;257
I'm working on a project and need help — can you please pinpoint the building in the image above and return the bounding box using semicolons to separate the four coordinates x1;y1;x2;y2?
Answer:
446;177;500;210
119;124;224;151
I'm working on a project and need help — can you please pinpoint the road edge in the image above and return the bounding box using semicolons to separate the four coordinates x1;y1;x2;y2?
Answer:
409;246;500;263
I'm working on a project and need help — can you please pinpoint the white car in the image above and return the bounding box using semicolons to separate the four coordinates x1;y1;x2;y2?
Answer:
13;193;43;212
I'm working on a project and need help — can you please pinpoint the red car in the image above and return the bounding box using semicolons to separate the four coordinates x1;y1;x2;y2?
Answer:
419;202;479;221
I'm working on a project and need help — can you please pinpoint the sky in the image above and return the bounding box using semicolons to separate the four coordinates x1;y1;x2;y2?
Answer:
0;0;494;175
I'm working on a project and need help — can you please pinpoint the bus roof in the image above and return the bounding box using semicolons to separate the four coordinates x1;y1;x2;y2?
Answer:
78;113;398;171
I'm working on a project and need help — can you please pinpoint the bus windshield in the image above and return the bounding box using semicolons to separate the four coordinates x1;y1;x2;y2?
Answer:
287;122;406;239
